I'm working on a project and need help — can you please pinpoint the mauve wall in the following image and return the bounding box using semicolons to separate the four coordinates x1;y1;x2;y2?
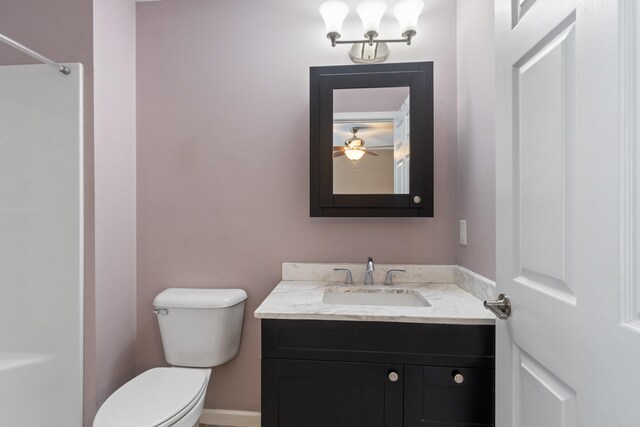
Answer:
456;0;496;280
136;0;457;411
93;0;137;411
0;1;97;424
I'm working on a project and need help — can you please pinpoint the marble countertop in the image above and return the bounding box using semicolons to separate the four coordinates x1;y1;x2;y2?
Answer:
254;280;496;325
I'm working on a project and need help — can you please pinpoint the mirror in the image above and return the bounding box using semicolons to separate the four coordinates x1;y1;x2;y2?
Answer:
310;62;433;217
332;87;410;195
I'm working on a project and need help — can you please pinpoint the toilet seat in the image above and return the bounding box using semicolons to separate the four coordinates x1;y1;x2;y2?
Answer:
93;367;208;427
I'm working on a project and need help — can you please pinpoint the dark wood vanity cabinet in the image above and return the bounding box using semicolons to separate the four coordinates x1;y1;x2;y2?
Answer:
261;319;495;427
263;359;404;427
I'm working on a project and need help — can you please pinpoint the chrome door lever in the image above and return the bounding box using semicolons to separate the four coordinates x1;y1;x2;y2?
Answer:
484;294;511;319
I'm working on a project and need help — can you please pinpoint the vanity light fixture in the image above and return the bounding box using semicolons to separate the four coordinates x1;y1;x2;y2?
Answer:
319;0;424;63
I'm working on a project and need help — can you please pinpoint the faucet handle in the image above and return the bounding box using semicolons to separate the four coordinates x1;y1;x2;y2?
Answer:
384;269;406;286
333;268;354;285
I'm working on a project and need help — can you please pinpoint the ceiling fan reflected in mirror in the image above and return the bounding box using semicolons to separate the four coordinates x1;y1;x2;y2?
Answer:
333;127;381;161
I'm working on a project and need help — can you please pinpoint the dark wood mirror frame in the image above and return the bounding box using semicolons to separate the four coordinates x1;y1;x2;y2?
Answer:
310;62;434;217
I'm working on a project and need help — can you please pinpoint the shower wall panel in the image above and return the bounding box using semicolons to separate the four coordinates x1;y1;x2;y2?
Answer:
0;63;83;426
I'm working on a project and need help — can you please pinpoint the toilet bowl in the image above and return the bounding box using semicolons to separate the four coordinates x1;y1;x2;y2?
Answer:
93;288;247;427
93;367;210;427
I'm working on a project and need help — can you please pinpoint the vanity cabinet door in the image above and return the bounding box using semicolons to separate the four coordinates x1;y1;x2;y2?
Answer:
262;358;403;427
404;365;495;427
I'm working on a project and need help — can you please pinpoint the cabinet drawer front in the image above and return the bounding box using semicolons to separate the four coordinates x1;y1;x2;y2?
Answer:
262;319;495;367
419;366;494;426
262;359;403;427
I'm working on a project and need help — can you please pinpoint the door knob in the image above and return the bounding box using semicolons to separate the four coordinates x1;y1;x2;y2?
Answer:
388;371;399;382
483;294;511;319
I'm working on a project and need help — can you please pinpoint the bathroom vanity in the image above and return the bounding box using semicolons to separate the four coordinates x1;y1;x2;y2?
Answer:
255;264;496;427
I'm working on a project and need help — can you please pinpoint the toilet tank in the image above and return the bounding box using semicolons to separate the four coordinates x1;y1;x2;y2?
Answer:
153;288;247;368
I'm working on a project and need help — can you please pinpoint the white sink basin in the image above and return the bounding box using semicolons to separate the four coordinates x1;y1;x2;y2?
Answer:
322;288;430;307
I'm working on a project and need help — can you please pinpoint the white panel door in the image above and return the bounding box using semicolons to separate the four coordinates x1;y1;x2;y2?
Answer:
495;0;640;425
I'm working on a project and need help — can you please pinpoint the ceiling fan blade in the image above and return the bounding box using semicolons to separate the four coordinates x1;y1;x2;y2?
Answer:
333;151;346;158
360;146;375;151
365;151;380;157
333;146;344;151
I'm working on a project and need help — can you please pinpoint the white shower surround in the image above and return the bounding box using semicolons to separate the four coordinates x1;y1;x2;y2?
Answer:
0;63;83;425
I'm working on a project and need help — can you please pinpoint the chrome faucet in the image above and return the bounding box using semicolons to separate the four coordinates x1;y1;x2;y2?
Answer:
364;257;375;285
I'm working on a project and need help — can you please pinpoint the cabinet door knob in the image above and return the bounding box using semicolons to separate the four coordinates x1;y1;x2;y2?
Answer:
388;371;399;382
452;370;464;384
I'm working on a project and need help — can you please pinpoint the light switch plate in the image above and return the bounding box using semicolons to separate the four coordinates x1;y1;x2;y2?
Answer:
459;220;467;245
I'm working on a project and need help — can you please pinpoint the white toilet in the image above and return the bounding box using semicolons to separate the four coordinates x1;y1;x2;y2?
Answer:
93;288;248;427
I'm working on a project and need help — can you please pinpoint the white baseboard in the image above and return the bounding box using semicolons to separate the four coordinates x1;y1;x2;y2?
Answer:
199;409;261;427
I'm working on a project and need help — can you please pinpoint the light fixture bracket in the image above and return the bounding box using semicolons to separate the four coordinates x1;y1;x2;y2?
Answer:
349;42;389;63
329;31;415;64
331;33;415;47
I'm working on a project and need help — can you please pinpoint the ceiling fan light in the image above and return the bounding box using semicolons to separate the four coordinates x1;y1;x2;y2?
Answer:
345;148;366;161
356;0;387;37
320;0;350;36
347;138;364;148
393;0;424;36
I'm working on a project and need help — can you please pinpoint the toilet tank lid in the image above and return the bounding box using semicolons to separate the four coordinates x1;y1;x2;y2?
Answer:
154;288;248;309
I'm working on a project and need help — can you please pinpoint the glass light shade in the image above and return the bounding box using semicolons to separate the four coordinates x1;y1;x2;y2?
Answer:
346;137;364;148
319;0;350;35
345;148;366;161
393;0;424;35
356;0;387;36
